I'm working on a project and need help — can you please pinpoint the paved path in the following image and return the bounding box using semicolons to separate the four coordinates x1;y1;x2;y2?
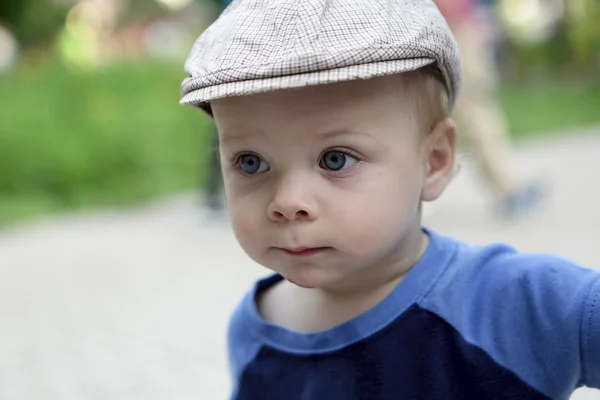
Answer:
0;128;599;399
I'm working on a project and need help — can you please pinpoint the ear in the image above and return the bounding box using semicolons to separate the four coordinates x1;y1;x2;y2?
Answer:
420;118;457;202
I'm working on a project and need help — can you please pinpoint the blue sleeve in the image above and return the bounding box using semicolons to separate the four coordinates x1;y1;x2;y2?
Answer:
421;245;600;399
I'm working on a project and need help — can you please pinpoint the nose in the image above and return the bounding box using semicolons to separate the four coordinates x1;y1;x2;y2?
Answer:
267;177;318;222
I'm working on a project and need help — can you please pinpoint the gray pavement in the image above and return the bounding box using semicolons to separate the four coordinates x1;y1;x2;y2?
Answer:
0;128;599;399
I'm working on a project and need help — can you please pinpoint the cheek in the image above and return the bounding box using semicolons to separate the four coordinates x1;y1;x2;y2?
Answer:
338;197;410;248
332;169;421;250
227;192;265;252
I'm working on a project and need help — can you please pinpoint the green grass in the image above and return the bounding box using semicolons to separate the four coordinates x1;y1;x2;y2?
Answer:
499;77;600;138
0;59;214;227
0;60;599;227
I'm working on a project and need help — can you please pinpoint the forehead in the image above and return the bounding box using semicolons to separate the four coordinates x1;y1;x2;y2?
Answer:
212;74;422;137
219;75;422;125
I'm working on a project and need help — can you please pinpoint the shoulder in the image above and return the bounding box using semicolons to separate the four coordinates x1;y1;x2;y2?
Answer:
422;234;600;326
419;231;600;398
437;238;598;303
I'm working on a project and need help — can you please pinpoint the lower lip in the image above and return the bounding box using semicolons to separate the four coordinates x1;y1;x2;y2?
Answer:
282;248;328;257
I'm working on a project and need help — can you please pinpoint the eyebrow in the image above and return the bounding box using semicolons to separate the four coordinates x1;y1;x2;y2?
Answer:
219;130;266;144
319;128;373;140
219;127;375;144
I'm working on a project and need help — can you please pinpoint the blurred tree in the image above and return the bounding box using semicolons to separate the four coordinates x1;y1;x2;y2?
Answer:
0;0;70;48
496;0;599;77
564;0;600;72
0;2;26;28
118;0;166;27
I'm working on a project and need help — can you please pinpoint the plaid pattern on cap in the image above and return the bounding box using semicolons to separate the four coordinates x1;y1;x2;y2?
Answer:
180;0;462;114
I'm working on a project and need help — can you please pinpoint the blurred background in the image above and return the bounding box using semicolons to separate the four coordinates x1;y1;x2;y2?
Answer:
0;0;598;226
0;0;223;226
0;0;599;226
0;0;599;399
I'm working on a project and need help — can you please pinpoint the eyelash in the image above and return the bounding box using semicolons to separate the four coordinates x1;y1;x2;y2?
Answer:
230;152;252;167
321;148;361;162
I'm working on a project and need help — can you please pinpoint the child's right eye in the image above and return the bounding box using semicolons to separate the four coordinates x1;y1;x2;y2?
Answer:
237;154;270;175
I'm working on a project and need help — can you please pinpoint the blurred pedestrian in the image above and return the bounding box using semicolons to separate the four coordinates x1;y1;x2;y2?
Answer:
435;0;545;218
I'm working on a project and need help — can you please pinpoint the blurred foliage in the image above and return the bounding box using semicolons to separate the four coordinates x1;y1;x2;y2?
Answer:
500;0;600;77
0;0;213;49
0;60;213;225
565;0;600;69
0;0;70;48
499;78;600;136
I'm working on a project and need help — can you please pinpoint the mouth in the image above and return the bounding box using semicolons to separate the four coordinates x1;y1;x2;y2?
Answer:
280;247;329;257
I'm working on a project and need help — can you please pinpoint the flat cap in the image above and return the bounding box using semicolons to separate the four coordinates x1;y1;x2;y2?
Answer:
180;0;462;114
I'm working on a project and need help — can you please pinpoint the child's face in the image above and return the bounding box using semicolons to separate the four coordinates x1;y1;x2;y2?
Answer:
212;74;455;291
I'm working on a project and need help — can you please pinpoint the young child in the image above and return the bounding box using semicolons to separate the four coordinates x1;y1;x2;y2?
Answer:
180;0;600;398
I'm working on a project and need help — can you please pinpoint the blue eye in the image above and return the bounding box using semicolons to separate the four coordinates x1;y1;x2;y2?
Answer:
320;151;358;171
238;154;269;174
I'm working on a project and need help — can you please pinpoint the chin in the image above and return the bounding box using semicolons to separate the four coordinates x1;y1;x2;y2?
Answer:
280;267;339;290
286;278;318;289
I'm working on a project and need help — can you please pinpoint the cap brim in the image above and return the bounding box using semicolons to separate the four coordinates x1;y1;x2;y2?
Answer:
180;58;436;114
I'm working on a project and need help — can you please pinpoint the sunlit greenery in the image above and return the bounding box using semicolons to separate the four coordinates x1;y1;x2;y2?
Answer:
0;60;213;225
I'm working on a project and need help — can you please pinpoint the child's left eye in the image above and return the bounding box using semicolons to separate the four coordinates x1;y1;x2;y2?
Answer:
319;150;358;171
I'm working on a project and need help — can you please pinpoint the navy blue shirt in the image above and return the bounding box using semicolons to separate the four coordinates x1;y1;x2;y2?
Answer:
228;229;600;399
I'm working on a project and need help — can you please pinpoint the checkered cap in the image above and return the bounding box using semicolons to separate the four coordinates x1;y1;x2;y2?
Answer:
180;0;462;114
